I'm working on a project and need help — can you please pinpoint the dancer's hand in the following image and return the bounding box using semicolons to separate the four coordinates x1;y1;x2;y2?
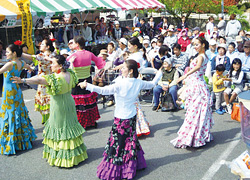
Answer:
177;74;187;84
78;80;87;89
11;76;22;83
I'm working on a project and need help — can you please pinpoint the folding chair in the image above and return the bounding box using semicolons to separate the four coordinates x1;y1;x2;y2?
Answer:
139;67;158;106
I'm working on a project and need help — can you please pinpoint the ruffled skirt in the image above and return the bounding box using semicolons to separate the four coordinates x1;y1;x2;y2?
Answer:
97;116;147;180
72;77;100;128
135;101;150;137
42;92;88;167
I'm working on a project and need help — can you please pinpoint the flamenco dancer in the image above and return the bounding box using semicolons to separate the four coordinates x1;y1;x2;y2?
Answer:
67;36;105;128
0;41;36;155
22;38;56;124
79;60;161;179
12;55;88;167
170;34;214;148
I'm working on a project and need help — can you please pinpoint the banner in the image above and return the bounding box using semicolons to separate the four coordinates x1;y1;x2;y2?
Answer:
16;0;34;54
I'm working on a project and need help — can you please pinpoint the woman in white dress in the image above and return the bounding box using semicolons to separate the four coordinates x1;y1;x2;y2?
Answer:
171;34;214;148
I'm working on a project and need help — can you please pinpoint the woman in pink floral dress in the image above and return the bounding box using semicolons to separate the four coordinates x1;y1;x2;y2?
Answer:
170;35;214;148
22;38;55;124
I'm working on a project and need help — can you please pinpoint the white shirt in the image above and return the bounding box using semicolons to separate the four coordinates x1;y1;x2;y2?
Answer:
82;26;92;41
226;51;239;64
133;16;139;27
128;52;145;70
86;71;162;119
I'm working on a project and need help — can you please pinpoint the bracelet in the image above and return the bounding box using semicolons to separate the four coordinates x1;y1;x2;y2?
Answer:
22;78;26;83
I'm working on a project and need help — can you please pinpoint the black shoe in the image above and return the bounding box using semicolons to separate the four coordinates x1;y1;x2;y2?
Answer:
152;106;158;111
94;122;98;128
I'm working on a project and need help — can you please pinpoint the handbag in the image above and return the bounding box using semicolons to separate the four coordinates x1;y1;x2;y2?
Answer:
231;103;241;122
161;90;175;112
93;69;106;83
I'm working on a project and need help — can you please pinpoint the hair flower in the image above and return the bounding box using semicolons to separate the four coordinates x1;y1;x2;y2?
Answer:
199;33;205;39
137;62;140;69
14;40;22;46
50;38;56;42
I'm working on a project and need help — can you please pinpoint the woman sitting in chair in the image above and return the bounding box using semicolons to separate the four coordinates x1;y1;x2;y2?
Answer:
152;58;179;111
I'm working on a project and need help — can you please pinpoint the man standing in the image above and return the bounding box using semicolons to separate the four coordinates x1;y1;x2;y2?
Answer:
82;20;92;42
217;14;226;37
133;13;139;27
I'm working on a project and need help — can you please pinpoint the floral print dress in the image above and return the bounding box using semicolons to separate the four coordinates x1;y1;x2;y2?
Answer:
170;54;214;148
33;53;53;123
0;61;37;155
97;116;147;180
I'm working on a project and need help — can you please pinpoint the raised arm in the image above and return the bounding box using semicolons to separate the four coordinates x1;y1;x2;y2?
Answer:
22;53;35;61
0;62;12;74
141;70;162;90
12;75;48;85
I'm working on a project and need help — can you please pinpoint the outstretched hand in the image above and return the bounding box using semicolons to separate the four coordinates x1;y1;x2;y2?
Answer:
177;74;187;84
11;76;22;84
78;80;87;89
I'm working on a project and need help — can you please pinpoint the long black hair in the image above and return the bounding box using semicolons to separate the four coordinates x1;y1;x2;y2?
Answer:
8;44;22;57
128;37;142;50
229;58;242;79
125;59;139;78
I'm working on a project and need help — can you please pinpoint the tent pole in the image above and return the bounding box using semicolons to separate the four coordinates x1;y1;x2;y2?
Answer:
5;27;9;45
80;11;83;36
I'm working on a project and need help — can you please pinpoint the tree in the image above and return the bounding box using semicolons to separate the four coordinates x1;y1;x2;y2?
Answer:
158;0;221;21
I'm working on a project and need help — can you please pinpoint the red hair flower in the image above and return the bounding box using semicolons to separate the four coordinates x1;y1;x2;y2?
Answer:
50;38;56;42
137;62;140;69
199;32;205;39
14;40;22;46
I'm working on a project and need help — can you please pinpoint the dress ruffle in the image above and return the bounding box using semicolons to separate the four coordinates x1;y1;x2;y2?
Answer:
97;149;146;180
0;105;37;155
76;106;100;128
72;92;98;106
43;123;85;141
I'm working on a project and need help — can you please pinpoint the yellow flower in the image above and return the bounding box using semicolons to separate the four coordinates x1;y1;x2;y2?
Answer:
5;145;10;153
7;105;12;110
21;112;24;117
4;73;7;78
7;99;14;105
6;136;10;141
15;101;19;108
6;91;11;97
18;143;21;149
1;146;3;154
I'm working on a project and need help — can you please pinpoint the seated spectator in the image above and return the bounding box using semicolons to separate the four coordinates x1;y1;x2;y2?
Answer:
236;35;244;52
239;40;250;73
226;42;240;64
112;21;127;41
186;38;198;59
177;29;191;52
206;39;218;61
163;25;177;49
152;45;171;70
107;41;117;62
211;43;230;71
152;58;179;111
171;43;189;75
192;27;200;39
115;38;128;64
0;40;6;59
218;36;226;44
143;39;151;53
246;31;250;40
93;24;102;42
212;64;227;115
223;58;244;114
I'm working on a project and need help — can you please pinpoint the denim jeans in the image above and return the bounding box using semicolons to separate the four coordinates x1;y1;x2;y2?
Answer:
153;85;178;107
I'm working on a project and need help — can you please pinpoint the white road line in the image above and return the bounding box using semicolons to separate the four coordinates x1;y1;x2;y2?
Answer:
201;132;242;180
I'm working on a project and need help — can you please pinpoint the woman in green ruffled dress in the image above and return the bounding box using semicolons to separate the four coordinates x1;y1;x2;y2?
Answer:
12;55;88;167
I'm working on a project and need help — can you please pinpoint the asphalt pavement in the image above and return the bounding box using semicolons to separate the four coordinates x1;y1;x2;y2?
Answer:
0;86;247;180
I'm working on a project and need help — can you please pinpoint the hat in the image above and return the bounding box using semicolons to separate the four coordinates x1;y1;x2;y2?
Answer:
143;35;150;40
163;58;172;65
151;38;157;44
217;43;227;51
218;14;224;18
209;39;217;46
60;49;69;56
192;27;200;31
246;32;250;35
134;28;140;32
236;35;243;42
244;41;250;47
168;24;175;31
99;49;108;56
114;21;119;25
119;38;127;46
161;29;167;35
143;39;150;45
68;39;74;44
